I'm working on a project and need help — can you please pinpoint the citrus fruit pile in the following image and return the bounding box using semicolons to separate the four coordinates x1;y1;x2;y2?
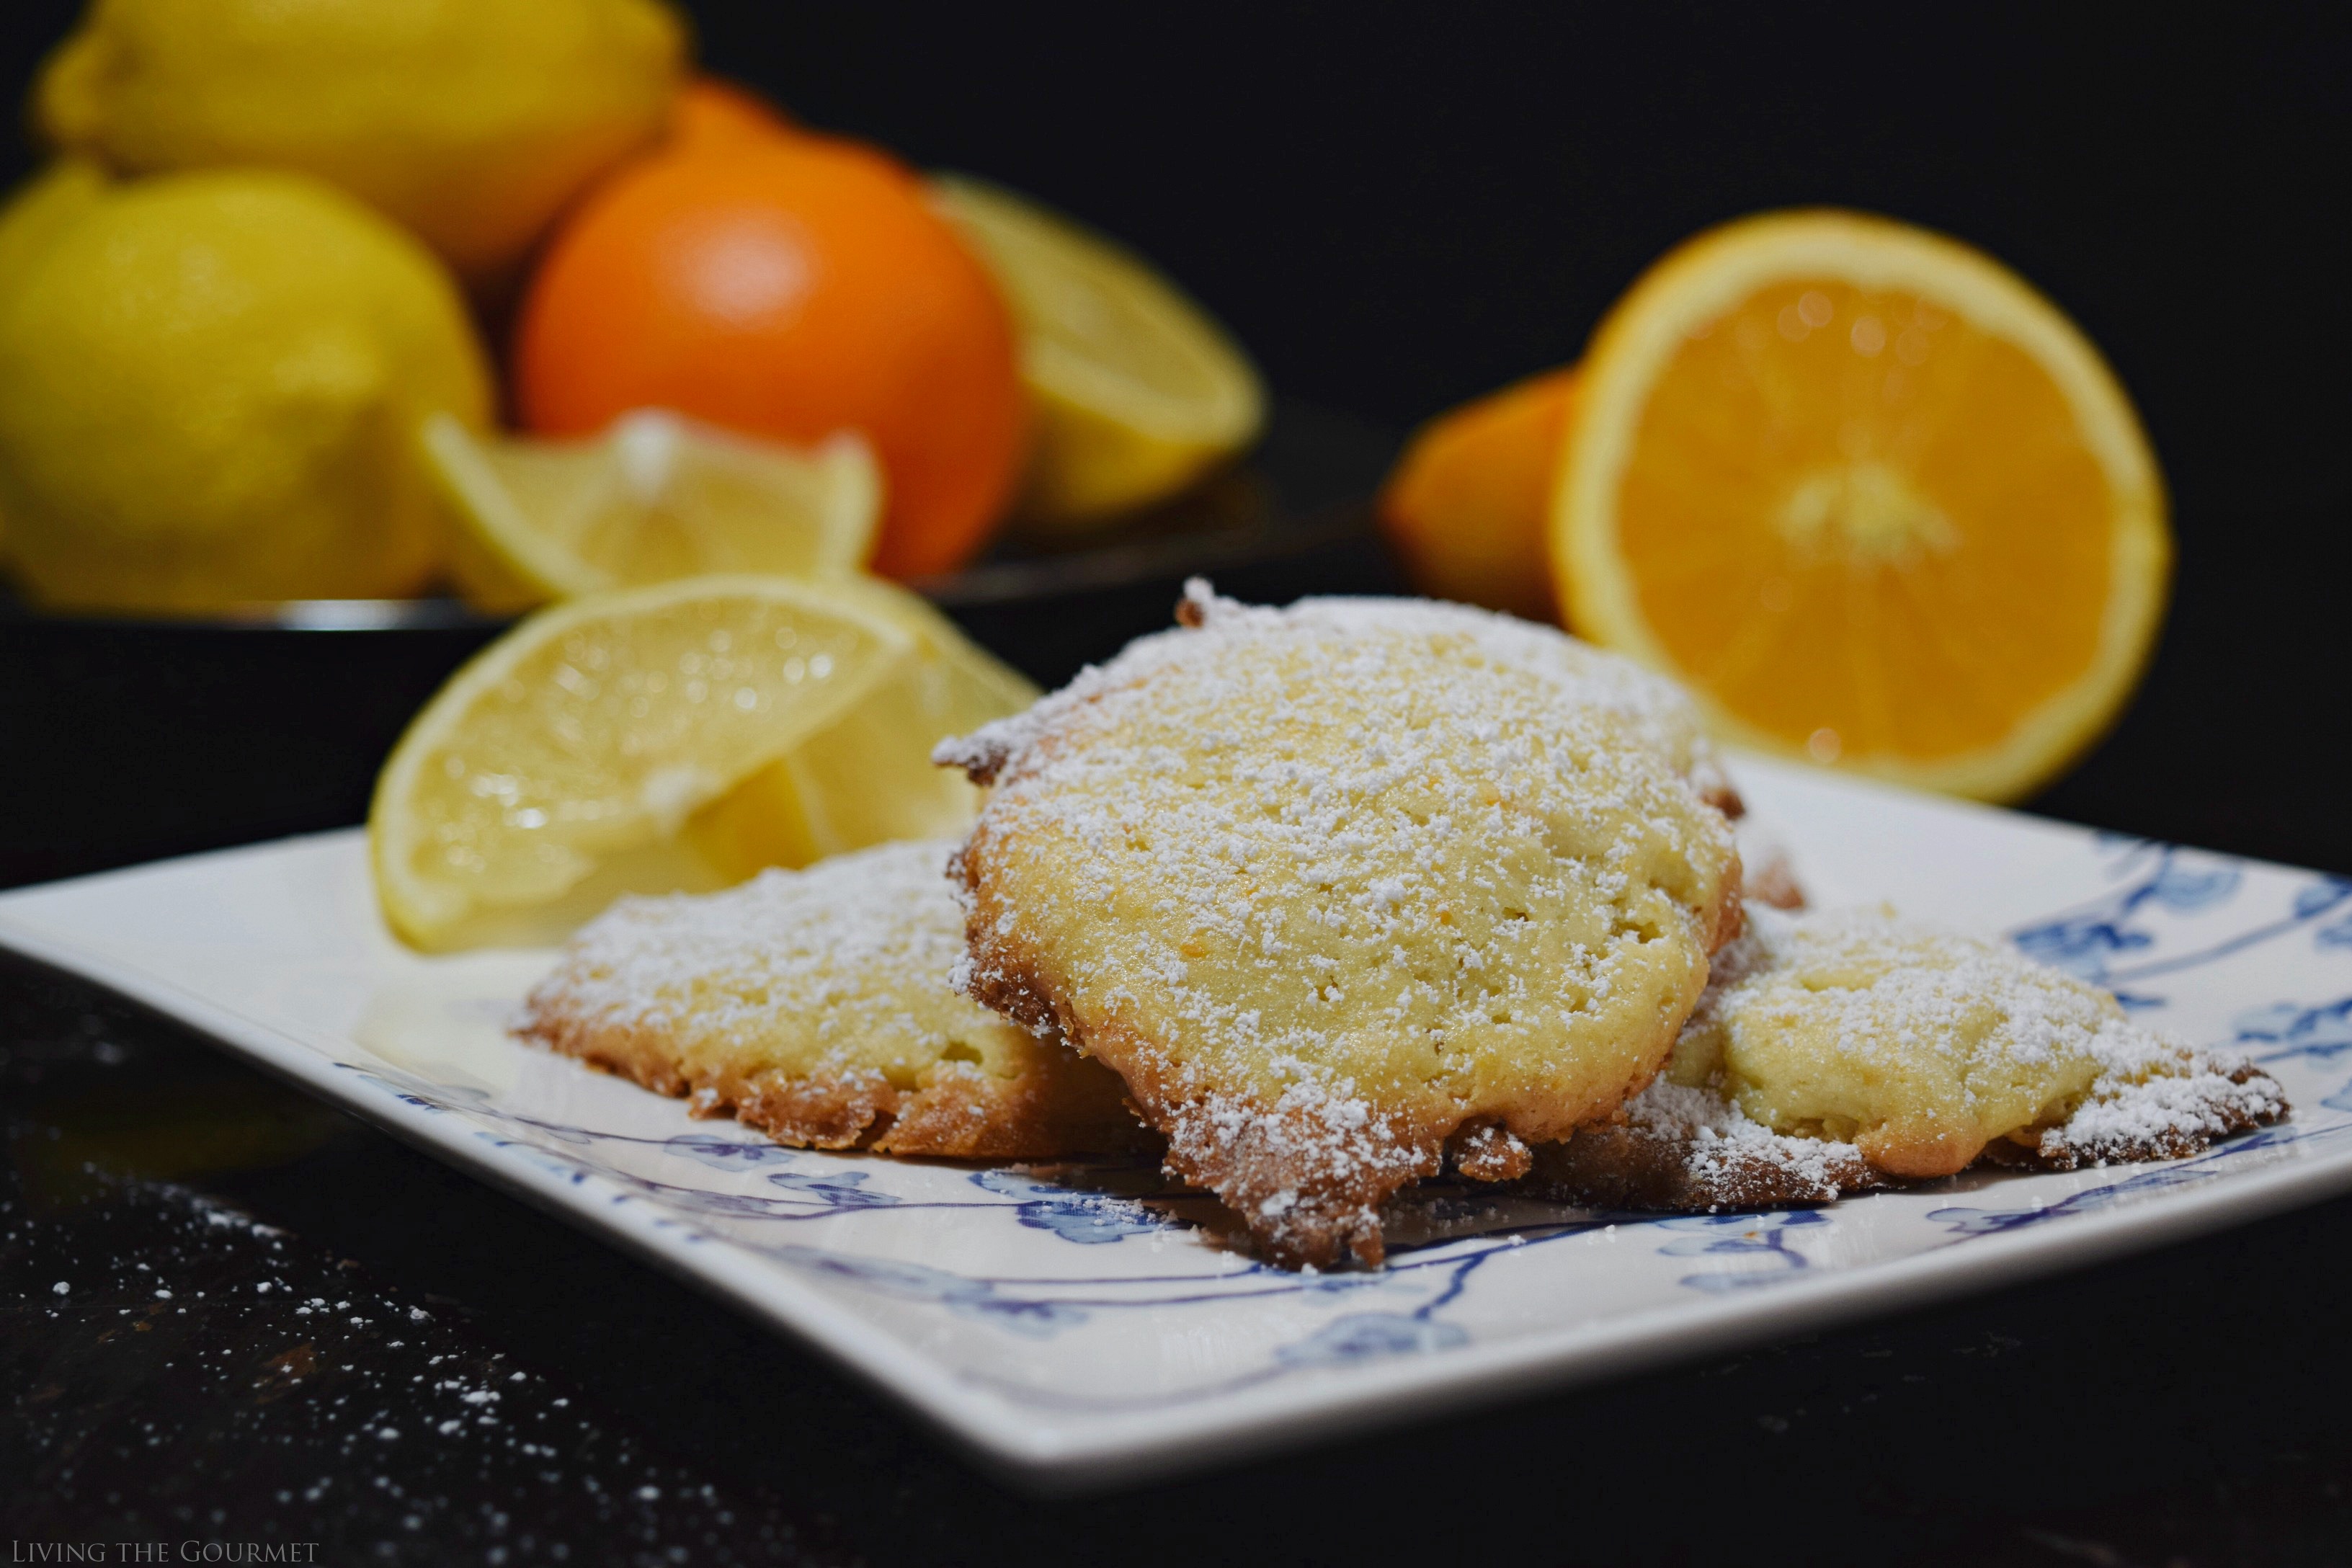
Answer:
1;0;2175;943
0;0;1275;952
0;0;1268;613
0;166;491;610
1382;210;2170;803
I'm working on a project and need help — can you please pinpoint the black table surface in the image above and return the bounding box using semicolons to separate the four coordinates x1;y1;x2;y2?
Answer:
7;410;2352;1565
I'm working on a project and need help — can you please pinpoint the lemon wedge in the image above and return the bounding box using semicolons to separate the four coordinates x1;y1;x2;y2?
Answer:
424;409;883;613
371;573;1037;950
685;576;1038;874
372;575;907;950
929;174;1264;527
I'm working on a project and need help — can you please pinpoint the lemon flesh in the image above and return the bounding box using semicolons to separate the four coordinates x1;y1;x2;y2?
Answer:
0;168;491;613
686;576;1038;874
930;174;1264;526
372;576;910;950
36;0;685;286
427;410;884;613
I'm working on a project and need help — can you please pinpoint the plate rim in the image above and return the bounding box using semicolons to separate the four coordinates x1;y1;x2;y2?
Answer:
3;783;2349;1491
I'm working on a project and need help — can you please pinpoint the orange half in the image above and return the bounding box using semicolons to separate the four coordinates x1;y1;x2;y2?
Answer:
1552;210;2169;802
1378;365;1577;622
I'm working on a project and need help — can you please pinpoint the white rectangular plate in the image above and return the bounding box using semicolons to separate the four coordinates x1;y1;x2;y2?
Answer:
3;754;2349;1489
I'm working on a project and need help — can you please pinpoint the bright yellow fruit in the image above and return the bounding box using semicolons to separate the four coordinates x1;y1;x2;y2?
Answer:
1554;209;2168;803
930;174;1264;527
424;410;883;614
36;0;686;286
685;576;1038;875
1377;365;1577;621
372;576;906;950
0;168;492;613
0;160;112;566
0;160;109;291
370;574;1036;950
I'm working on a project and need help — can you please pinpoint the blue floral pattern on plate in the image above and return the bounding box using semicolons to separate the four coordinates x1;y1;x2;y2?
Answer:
3;754;2348;1479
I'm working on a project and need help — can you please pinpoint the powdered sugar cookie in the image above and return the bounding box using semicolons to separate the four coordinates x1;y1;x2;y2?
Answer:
1559;904;2288;1201
940;584;1744;1267
1522;1077;1888;1211
515;840;1154;1158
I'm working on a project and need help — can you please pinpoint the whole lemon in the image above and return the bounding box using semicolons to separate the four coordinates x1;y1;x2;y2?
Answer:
35;0;687;286
0;168;493;613
0;161;112;568
0;161;110;293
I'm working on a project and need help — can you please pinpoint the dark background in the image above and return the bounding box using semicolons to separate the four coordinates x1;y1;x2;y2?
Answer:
5;5;2351;1563
696;0;2352;874
4;0;2348;874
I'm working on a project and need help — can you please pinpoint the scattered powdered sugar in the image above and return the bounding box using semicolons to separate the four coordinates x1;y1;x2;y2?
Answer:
1160;1066;1440;1261
1530;904;2287;1214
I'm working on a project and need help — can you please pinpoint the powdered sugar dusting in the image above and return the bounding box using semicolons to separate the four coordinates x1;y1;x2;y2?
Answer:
947;584;1744;1265
1671;904;2288;1177
1521;1072;1884;1213
521;839;978;1059
514;839;1154;1158
1624;1078;1874;1196
2028;1051;2287;1167
935;580;1727;792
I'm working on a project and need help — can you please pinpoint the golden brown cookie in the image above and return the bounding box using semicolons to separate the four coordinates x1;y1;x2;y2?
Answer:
515;839;1154;1158
940;584;1744;1266
1522;1079;1887;1212
1672;904;2286;1177
1534;904;2289;1211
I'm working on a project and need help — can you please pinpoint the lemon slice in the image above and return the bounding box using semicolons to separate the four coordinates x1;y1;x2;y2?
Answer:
929;174;1265;526
685;576;1038;873
1553;209;2169;803
424;409;883;613
371;575;909;950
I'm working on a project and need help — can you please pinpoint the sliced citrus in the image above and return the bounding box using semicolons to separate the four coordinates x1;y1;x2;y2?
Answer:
928;173;1265;527
683;575;1038;874
371;575;909;950
424;409;882;613
1378;364;1578;620
1553;209;2169;802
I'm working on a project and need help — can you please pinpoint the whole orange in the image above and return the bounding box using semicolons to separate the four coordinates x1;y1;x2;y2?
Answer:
512;134;1025;577
666;76;798;153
